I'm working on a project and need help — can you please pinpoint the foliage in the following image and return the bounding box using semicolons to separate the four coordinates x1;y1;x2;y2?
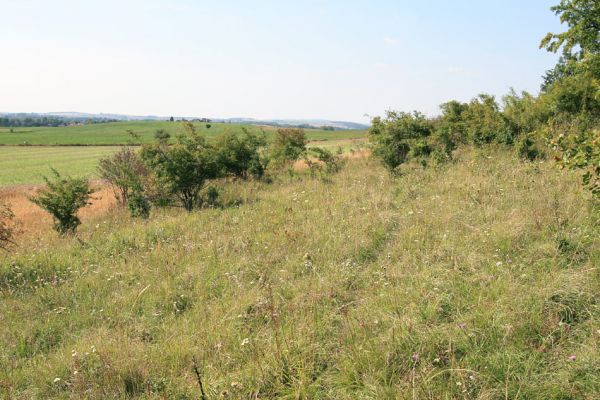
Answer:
369;111;432;172
304;147;345;178
29;170;94;235
551;123;600;196
516;134;543;161
140;122;221;212
540;0;600;59
0;203;15;250
215;129;268;179
271;128;307;168
97;147;149;205
127;181;152;219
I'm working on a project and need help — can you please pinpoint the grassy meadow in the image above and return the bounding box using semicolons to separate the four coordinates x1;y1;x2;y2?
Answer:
0;121;366;146
1;149;598;399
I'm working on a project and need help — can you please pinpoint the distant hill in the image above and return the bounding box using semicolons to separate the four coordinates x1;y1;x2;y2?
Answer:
0;112;369;131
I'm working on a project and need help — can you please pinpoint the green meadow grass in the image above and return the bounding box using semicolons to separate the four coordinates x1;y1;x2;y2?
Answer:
0;121;366;146
1;149;598;399
0;146;123;187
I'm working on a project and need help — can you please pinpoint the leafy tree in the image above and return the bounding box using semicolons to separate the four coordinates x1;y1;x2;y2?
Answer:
169;116;175;122
206;124;212;129
30;170;94;235
97;148;149;205
369;111;432;172
215;129;268;179
540;0;600;59
140;122;220;212
0;203;16;251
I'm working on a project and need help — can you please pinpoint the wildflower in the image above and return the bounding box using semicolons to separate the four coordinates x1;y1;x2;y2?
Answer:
240;338;250;347
411;352;420;363
568;355;577;361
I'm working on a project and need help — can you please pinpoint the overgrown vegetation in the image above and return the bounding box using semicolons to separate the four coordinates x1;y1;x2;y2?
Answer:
2;150;599;398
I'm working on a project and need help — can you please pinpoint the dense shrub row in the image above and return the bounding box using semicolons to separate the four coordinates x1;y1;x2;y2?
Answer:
370;0;600;199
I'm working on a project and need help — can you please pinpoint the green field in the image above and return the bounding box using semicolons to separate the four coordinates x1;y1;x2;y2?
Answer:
0;146;122;187
0;121;366;146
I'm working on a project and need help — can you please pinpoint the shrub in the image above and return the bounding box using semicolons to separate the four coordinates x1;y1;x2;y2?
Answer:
369;111;432;172
30;170;94;235
97;147;149;205
127;182;151;219
140;122;221;212
550;121;599;197
463;94;514;145
215;129;268;179
0;203;16;250
271;128;307;170
516;134;542;161
304;147;345;178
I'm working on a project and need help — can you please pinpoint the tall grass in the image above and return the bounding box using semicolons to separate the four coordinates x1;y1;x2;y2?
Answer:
0;149;598;399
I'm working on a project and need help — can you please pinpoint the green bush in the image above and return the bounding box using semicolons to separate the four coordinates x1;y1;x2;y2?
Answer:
140;122;220;212
271;128;307;170
369;111;432;172
30;170;94;235
215;129;268;179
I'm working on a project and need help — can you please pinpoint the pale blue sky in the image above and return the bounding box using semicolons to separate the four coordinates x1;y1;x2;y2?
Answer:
1;0;563;122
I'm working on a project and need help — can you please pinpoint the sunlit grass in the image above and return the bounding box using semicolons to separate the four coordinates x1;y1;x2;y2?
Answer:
0;149;598;399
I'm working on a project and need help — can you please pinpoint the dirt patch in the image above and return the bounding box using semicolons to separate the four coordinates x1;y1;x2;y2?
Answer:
0;183;118;236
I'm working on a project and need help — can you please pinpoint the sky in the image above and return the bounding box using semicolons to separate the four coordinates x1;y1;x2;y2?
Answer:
0;0;564;123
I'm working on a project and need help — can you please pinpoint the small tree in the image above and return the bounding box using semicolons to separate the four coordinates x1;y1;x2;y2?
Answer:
271;128;307;173
30;170;94;235
140;122;221;212
0;203;16;251
97;148;149;205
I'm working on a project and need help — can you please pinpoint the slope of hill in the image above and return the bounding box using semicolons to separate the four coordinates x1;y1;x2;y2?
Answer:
1;149;598;398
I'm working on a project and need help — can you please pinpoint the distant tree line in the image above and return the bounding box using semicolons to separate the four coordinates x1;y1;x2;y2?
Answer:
0;116;119;128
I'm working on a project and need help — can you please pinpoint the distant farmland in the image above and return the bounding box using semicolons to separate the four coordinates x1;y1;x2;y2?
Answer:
0;121;367;146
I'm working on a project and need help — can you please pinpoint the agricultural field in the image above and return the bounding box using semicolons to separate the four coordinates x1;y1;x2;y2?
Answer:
0;146;123;187
1;149;599;398
0;121;367;146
